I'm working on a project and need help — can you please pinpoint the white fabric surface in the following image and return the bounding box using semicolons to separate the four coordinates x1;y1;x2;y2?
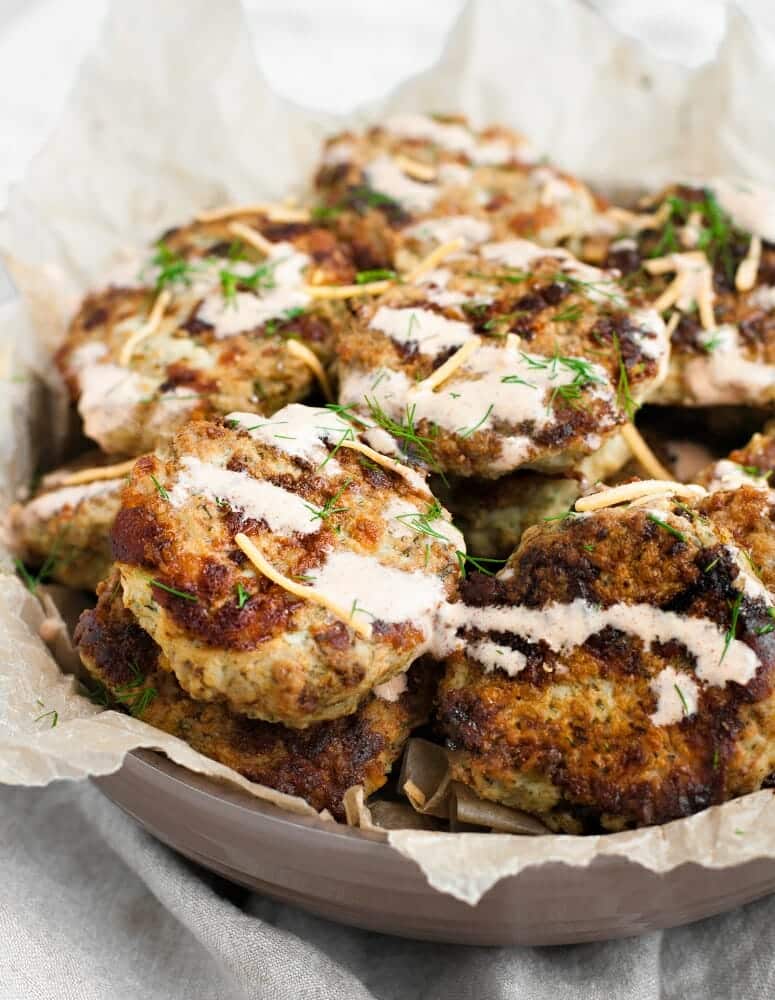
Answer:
2;780;775;999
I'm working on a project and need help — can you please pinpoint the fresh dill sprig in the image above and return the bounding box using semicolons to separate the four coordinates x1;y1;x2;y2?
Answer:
646;513;686;541
458;404;494;438
364;398;439;471
150;474;169;501
394;499;448;541
553;303;585;324
455;551;505;577
235;582;250;609
149;578;198;602
355;269;397;284
674;683;689;716
306;478;353;523
151;243;193;291
613;334;638;422
720;592;744;663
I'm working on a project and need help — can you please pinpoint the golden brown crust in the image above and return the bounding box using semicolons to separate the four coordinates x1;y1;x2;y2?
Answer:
112;408;460;726
436;500;775;832
56;212;358;457
75;571;435;819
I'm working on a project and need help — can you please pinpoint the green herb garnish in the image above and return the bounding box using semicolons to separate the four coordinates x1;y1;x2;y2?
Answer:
149;579;198;602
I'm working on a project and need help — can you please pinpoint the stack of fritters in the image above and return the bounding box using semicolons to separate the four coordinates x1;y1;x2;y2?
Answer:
10;112;775;827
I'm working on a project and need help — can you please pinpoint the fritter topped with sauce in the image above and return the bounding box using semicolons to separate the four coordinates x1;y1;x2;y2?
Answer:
314;113;607;268
8;453;131;591
336;239;668;478
75;570;435;819
582;182;775;407
436;481;775;832
56;209;366;457
696;421;774;492
111;403;461;727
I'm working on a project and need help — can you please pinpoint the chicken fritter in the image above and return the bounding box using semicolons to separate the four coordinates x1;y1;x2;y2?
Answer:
436;486;775;832
56;210;360;457
433;433;631;558
314;114;607;269
581;182;775;407
336;240;668;478
75;570;434;819
112;404;461;727
8;454;128;591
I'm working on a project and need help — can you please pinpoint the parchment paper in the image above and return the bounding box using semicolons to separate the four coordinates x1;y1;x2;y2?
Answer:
2;0;775;906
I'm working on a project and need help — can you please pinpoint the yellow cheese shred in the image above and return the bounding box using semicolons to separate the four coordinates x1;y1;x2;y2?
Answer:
304;280;393;300
118;290;172;367
735;235;762;292
234;532;373;640
407;238;465;283
227;221;275;256
337;439;430;493
52;458;137;487
413;336;481;393
394;154;437;181
197;203;310;224
285;339;334;401
575;480;706;513
620;423;673;481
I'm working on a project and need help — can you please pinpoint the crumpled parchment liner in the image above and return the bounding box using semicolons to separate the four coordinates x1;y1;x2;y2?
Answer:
2;0;775;906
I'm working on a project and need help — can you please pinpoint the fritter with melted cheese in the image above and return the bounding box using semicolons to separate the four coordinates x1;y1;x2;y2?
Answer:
336;240;668;478
57;210;359;457
112;403;461;727
314;113;607;268
436;487;775;832
75;570;434;819
581;183;775;407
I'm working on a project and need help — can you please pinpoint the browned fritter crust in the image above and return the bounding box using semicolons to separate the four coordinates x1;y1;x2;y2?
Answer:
7;454;127;591
113;407;460;726
336;250;666;478
581;184;775;407
700;487;775;592
56;211;358;457
437;500;775;833
314;115;607;266
75;572;435;819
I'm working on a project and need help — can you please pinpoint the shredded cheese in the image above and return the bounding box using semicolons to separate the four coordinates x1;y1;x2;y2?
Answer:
646;252;715;330
506;332;520;353
234;532;374;640
575;480;706;512
118;290;172;367
413;336;481;393
403;779;428;809
53;458;137;487
197;203;311;224
408;238;465;284
607;203;671;233
393;153;437;182
285;339;334;401
227;221;275;256
303;280;393;300
337;439;430;492
664;311;681;339
736;235;762;292
620;423;673;481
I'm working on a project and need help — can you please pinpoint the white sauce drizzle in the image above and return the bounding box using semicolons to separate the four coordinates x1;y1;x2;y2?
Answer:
365;155;439;213
373;673;408;702
437;597;761;688
26;479;123;520
195;246;310;337
77;363;159;440
685;325;775;404
705;459;770;493
169;456;319;536
225;406;348;476
369;306;474;356
649;666;699;726
405;216;492;248
468;638;527;677
305;549;446;638
747;285;775;311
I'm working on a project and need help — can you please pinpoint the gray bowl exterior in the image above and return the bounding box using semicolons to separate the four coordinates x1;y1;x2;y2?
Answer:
95;751;775;947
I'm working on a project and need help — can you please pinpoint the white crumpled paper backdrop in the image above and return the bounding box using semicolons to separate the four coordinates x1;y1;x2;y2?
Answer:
2;0;775;905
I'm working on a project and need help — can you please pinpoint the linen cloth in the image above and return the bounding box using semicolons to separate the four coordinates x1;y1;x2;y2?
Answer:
1;780;775;1000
